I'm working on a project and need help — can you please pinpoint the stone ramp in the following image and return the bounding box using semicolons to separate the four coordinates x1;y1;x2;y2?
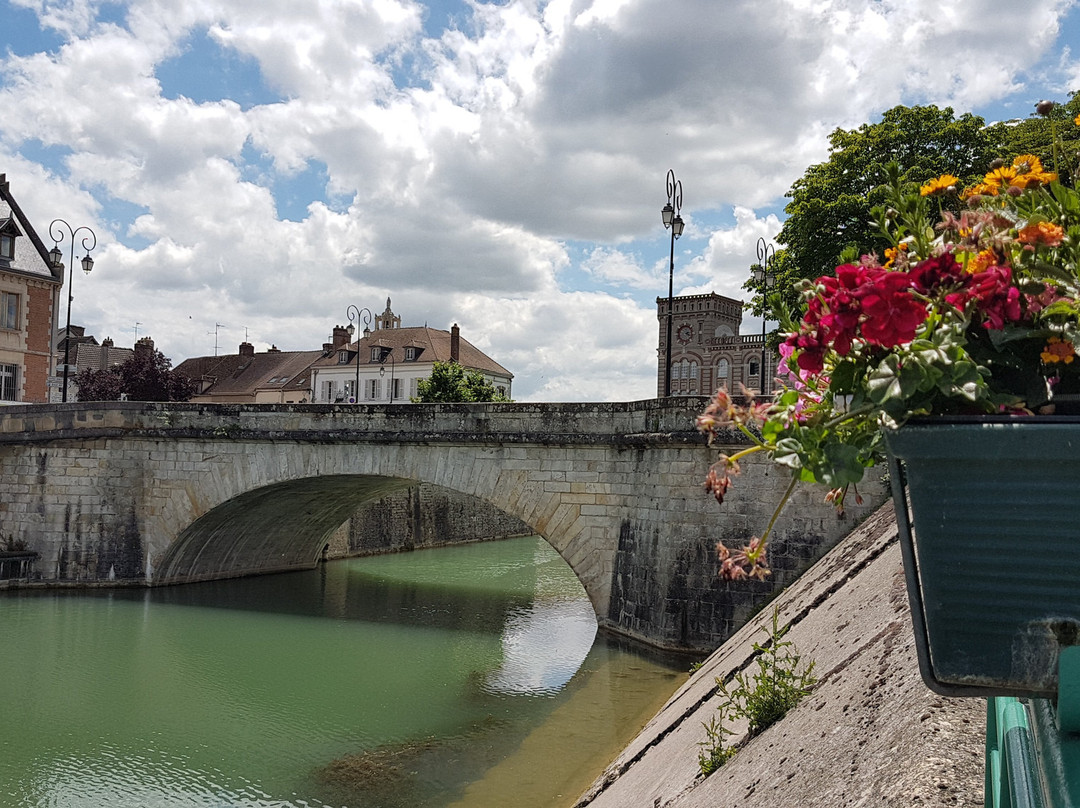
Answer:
575;504;986;808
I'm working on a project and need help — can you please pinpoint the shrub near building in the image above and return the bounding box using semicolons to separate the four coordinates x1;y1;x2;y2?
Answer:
413;360;511;402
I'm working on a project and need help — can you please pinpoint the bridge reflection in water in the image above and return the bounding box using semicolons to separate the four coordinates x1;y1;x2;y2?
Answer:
0;536;687;808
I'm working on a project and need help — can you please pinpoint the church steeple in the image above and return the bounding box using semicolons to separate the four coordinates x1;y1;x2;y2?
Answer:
375;297;401;330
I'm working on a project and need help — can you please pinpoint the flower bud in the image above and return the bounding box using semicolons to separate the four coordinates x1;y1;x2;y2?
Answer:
885;208;898;220
1036;100;1055;116
1007;184;1023;197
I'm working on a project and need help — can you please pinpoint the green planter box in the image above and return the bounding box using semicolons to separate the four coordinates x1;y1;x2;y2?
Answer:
884;417;1080;698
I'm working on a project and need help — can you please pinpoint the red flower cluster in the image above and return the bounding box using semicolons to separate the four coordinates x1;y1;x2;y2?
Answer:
945;265;1022;330
787;263;927;374
787;252;1025;374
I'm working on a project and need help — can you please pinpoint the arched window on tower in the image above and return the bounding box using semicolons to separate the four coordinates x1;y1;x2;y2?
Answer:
716;358;730;386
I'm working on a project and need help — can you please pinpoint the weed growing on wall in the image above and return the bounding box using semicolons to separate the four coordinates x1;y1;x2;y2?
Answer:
697;609;816;777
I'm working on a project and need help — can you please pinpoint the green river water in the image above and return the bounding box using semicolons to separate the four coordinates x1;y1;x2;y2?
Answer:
0;536;688;808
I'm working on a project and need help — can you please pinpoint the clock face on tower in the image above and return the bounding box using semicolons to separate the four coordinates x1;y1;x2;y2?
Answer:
676;324;693;345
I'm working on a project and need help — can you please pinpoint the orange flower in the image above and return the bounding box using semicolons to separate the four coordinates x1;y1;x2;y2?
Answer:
1012;154;1046;175
962;182;999;199
984;166;1019;189
883;242;909;268
1017;221;1066;247
1041;336;1076;365
966;249;998;273
1009;154;1057;188
920;174;960;197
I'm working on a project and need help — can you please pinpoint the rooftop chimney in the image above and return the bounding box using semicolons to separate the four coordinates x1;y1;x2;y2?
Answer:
239;342;255;358
450;323;460;362
267;344;280;353
332;325;351;349
134;337;155;358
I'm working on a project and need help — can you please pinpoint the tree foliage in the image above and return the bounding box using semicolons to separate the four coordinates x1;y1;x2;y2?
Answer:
413;361;510;403
74;347;196;402
769;105;1000;313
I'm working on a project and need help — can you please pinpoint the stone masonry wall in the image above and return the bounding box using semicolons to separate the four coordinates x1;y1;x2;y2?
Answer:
341;483;532;556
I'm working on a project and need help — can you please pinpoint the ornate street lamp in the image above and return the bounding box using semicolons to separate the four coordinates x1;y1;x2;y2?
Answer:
346;304;372;403
49;219;96;403
752;237;775;395
378;350;396;403
661;169;684;397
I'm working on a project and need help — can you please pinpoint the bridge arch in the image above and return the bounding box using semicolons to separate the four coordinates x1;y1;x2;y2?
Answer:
149;437;609;616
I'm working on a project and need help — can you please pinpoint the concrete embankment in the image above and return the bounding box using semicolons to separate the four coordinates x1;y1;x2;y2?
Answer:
575;503;986;807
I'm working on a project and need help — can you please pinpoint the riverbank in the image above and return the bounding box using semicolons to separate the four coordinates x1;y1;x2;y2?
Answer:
574;503;986;807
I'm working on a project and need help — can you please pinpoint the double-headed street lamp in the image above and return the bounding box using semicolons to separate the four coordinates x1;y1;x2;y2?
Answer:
752;237;775;395
345;304;372;403
661;169;684;397
48;219;96;403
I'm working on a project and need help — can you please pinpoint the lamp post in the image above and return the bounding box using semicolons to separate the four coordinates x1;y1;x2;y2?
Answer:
346;305;372;403
48;219;96;403
378;350;396;403
661;169;684;397
753;237;775;395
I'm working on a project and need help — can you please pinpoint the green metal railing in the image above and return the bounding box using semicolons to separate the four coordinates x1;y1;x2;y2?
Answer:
987;697;1044;808
987;649;1080;807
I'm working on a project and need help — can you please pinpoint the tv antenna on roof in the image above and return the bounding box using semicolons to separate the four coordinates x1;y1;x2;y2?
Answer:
208;323;226;356
134;322;141;342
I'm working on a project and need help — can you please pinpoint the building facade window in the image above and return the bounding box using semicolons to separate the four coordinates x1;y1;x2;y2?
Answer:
337;350;349;364
0;363;18;401
404;347;417;361
391;378;402;400
322;380;334;402
409;378;419;399
0;233;14;260
370;347;382;362
366;378;380;400
716;358;729;380
0;292;18;330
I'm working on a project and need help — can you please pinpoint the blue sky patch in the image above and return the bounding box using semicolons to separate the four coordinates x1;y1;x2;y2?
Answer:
237;143;338;222
270;161;335;222
0;0;64;56
155;29;283;109
17;138;73;175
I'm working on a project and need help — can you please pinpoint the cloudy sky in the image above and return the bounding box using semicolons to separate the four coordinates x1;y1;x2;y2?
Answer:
2;0;1079;401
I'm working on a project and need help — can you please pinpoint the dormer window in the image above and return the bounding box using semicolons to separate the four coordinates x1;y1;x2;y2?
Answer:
337;350;349;364
0;218;20;261
404;346;420;361
371;347;382;362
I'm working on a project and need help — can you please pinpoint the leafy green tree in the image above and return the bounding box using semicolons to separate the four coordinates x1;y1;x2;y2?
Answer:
413;360;510;402
75;347;195;402
765;105;1000;313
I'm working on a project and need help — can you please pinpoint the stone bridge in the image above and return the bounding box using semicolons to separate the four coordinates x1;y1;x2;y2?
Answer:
0;400;884;651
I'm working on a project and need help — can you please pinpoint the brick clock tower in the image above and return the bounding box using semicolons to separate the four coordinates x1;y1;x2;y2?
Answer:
656;292;772;398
